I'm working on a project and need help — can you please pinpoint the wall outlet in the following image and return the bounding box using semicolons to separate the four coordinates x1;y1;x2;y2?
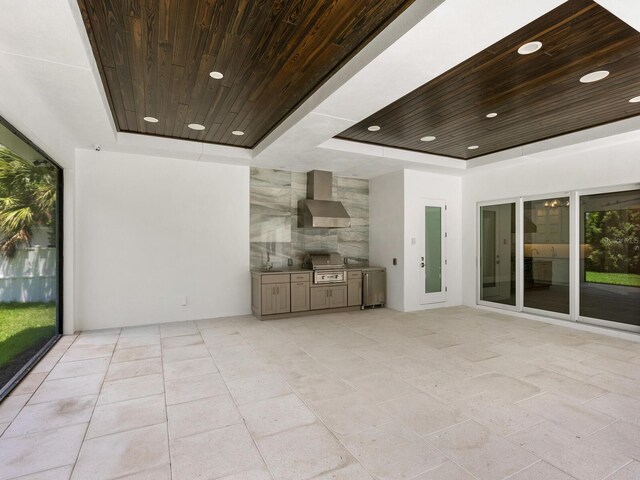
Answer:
288;258;293;266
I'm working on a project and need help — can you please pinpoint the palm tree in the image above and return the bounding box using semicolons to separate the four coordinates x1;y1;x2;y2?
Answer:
0;145;57;258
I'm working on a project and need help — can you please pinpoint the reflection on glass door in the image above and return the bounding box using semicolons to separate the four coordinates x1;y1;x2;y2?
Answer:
580;190;640;327
0;120;61;399
523;197;570;314
480;203;516;306
420;201;445;304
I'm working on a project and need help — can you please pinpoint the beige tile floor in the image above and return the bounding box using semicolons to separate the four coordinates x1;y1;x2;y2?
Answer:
1;306;640;480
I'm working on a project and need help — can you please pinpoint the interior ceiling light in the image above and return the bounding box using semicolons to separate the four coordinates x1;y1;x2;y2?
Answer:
187;123;205;131
231;130;244;136
367;125;381;132
580;70;609;83
209;71;224;79
486;112;498;118
143;116;159;123
629;96;640;103
420;136;436;142
517;41;542;55
467;145;479;150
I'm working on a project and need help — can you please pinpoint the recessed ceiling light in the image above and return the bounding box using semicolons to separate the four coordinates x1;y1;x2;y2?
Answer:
231;130;244;136
580;70;609;83
187;123;205;131
209;71;223;79
629;96;640;103
467;145;479;150
143;116;159;123
518;41;542;55
367;125;381;132
420;136;436;142
486;112;498;118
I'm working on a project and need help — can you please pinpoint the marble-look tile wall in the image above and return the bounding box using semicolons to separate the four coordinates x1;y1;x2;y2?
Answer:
250;168;369;270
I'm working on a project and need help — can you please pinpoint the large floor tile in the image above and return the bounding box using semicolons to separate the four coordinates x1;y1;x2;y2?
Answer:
605;461;640;480
171;423;265;480
379;393;467;436
347;372;420;403
257;423;355;480
585;421;640;461
104;357;162;381
29;374;104;404
518;392;615;436
111;344;161;364
240;393;316;438
0;424;87;480
523;371;606;403
72;423;169;479
309;392;391;438
509;421;632;480
47;357;110;381
0;393;31;423
168;395;241;440
411;461;475;480
506;461;576;480
311;462;373;480
4;395;96;438
11;372;48;395
97;373;164;405
584;393;640;426
226;372;292;405
59;345;115;363
162;344;211;363
14;465;74;479
162;356;218;380
426;420;538;480
341;423;447;480
87;394;166;439
288;374;355;403
165;372;227;405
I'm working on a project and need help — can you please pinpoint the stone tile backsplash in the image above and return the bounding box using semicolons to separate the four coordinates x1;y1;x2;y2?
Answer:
250;168;369;270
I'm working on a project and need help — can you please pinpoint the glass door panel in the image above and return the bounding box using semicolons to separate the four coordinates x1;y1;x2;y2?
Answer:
523;197;570;314
420;201;445;304
480;203;516;306
580;190;640;327
0;121;61;399
425;206;442;294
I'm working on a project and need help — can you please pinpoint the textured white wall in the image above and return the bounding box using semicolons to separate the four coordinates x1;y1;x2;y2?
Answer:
75;149;250;330
461;139;640;306
369;171;405;311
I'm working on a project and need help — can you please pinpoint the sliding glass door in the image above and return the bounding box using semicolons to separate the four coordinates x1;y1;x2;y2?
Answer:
478;186;639;331
580;189;640;327
0;118;62;399
523;197;570;315
479;202;516;307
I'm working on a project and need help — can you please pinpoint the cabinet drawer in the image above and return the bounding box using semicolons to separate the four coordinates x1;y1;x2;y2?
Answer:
261;274;290;284
347;271;362;280
291;272;311;283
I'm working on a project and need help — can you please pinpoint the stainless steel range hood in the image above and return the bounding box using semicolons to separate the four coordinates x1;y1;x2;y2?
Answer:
298;170;351;228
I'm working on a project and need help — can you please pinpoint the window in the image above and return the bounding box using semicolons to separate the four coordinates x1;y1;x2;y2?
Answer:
0;117;62;399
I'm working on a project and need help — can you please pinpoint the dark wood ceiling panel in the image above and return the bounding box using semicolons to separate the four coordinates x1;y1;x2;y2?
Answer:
336;0;640;159
78;0;417;148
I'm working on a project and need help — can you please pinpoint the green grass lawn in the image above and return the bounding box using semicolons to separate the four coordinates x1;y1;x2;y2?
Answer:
586;271;640;287
0;302;56;368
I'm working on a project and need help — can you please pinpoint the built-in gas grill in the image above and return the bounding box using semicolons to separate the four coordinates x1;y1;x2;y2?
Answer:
303;252;346;284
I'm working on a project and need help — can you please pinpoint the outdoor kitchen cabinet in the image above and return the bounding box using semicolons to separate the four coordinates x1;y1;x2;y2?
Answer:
310;285;347;310
290;273;310;312
347;270;363;307
259;274;290;315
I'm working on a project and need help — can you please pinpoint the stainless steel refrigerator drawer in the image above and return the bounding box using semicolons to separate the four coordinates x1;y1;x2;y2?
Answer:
362;269;386;307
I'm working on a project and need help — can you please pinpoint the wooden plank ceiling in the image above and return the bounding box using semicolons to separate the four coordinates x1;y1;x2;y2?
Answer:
337;0;640;160
77;0;417;148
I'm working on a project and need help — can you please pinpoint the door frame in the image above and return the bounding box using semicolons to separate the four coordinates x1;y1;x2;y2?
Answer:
419;198;447;305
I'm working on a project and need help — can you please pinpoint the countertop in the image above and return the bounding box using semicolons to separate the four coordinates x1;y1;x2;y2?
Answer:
251;264;385;274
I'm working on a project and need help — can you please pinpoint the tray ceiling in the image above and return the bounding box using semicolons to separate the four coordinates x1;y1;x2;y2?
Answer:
336;0;640;160
77;0;417;148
